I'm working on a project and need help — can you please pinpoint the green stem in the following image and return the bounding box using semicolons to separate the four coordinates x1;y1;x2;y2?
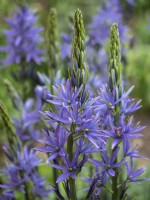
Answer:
24;182;31;200
50;68;55;94
67;133;74;161
109;23;122;200
20;170;32;200
112;147;118;200
112;91;121;200
53;159;59;200
53;167;57;184
69;177;77;200
67;125;77;200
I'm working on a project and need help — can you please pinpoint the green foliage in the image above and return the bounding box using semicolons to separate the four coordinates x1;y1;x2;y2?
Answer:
126;46;150;111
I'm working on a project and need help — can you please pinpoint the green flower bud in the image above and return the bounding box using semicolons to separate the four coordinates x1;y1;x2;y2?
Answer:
109;23;122;95
71;9;88;89
46;8;59;70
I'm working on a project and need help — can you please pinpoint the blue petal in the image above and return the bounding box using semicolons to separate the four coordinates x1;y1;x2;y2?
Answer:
56;172;70;183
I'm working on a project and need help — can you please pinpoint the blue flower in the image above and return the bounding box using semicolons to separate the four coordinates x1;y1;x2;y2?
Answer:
49;150;88;183
78;115;107;147
76;138;104;155
48;80;83;108
35;125;69;163
44;105;82;125
44;80;97;128
126;158;149;183
95;85;135;115
89;148;125;178
121;97;142;115
30;171;50;198
0;5;44;67
103;115;144;149
83;173;107;198
0;147;50;198
123;140;147;159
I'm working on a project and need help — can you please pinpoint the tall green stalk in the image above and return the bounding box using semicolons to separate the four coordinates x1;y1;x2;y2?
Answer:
0;101;33;199
46;9;61;199
70;9;88;91
46;8;59;93
66;9;87;200
0;100;21;153
108;24;122;200
67;125;77;200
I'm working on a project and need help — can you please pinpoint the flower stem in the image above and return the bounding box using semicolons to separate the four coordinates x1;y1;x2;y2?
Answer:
69;177;77;200
67;133;74;162
24;182;31;200
67;125;77;200
112;147;118;200
109;24;122;200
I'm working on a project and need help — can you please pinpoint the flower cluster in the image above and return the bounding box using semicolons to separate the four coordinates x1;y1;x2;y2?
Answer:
0;5;44;67
36;79;105;199
0;99;50;200
0;146;49;199
84;23;148;199
36;16;148;199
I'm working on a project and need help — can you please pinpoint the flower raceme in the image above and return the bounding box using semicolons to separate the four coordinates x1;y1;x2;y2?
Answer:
42;79;107;148
0;147;49;199
0;5;44;67
37;76;147;198
36;11;148;200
